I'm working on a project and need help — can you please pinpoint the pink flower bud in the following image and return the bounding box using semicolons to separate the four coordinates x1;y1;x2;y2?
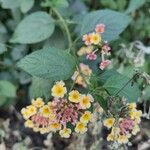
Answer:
99;60;111;70
86;53;97;60
102;44;111;54
95;24;105;33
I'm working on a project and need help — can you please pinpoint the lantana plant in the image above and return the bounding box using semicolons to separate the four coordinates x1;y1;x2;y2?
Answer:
20;23;142;145
0;0;149;149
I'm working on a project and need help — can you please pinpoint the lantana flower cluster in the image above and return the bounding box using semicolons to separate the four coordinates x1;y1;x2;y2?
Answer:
103;103;142;144
78;23;111;70
21;81;94;138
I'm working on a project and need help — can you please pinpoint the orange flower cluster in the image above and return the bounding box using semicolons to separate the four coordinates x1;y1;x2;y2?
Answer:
78;23;111;70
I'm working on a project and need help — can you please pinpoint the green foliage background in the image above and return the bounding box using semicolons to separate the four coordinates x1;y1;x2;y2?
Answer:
0;0;149;107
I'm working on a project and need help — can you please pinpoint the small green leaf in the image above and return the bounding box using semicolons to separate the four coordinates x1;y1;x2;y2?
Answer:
104;74;140;102
30;77;53;101
10;11;55;44
80;9;131;41
17;47;76;81
125;0;146;14
20;0;34;13
0;80;16;98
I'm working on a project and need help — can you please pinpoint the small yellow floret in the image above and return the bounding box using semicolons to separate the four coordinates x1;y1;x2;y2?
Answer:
59;128;71;138
132;125;140;135
129;110;142;121
117;134;128;144
90;33;101;45
21;108;31;120
128;103;136;110
103;118;115;129
69;90;80;103
32;98;44;108
80;95;91;109
50;122;61;132
40;105;51;117
75;122;87;134
25;119;34;128
26;105;37;116
40;127;49;134
80;111;92;124
107;133;114;141
51;81;67;98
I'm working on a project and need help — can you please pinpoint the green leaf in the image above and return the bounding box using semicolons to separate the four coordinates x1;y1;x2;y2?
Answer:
54;0;69;8
17;47;76;81
104;74;140;102
125;0;146;14
20;0;34;13
44;27;66;49
0;44;7;54
0;80;16;98
30;77;53;101
98;69;120;85
80;9;131;41
10;11;55;44
41;0;69;9
0;0;20;9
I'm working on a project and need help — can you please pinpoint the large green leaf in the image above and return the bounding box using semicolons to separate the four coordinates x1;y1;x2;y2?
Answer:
98;69;120;85
104;74;140;102
10;11;55;44
125;0;146;14
0;80;16;98
30;77;53;101
80;9;131;41
17;47;76;80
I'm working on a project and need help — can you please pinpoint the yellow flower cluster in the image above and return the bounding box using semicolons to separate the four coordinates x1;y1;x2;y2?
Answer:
103;103;142;144
72;63;92;87
21;81;94;138
21;98;56;134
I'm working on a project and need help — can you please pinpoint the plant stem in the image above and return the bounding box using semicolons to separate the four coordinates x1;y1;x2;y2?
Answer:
51;8;72;50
